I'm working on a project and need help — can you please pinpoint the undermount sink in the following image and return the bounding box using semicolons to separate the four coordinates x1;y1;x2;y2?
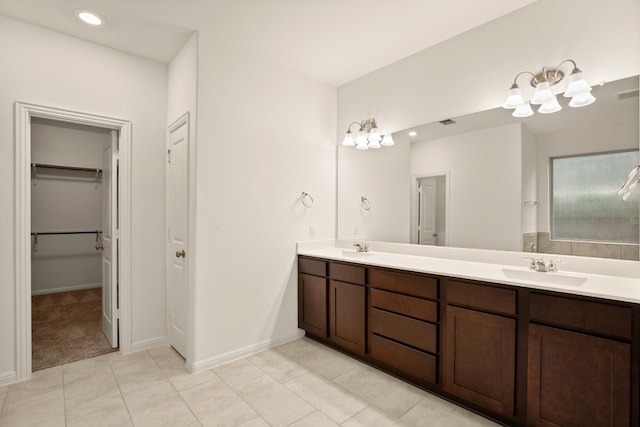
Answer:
501;268;588;287
341;249;374;258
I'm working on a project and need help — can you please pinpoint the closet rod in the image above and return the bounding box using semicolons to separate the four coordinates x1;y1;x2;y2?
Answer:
31;163;102;173
30;230;102;236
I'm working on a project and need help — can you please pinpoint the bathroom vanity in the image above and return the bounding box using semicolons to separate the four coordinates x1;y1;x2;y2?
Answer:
297;242;640;427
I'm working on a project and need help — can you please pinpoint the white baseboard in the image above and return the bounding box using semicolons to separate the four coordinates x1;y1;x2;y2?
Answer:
0;370;17;387
31;282;102;296
189;329;305;373
131;336;167;353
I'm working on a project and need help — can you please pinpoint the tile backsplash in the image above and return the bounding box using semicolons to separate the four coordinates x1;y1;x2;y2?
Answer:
523;232;639;261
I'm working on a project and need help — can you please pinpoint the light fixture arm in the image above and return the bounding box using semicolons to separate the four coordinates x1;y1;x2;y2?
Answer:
510;71;537;88
553;59;580;78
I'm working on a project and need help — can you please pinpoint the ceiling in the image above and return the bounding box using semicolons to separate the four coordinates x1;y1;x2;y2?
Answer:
0;0;538;86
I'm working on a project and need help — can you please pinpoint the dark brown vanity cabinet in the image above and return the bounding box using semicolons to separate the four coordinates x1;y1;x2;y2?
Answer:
527;293;633;427
442;279;517;418
298;257;328;338
328;258;366;354
368;268;439;385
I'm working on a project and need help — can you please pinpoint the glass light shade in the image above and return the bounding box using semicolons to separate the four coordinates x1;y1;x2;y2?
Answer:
381;134;395;146
502;86;524;109
368;127;381;142
568;91;596;108
530;81;554;105
564;71;592;97
342;132;355;146
368;139;381;149
355;141;369;150
512;102;534;118
355;131;367;146
538;95;562;114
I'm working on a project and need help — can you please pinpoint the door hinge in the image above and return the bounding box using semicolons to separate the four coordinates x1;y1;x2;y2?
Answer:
115;308;120;320
167;149;172;164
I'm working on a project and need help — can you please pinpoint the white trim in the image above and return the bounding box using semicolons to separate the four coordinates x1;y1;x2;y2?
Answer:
31;283;102;296
188;330;305;373
14;102;133;382
0;371;17;387
131;336;168;353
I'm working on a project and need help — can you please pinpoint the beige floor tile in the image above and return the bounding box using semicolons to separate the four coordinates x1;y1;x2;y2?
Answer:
0;389;65;427
211;358;266;389
0;385;7;410
400;396;499;427
334;365;425;418
4;366;63;404
180;377;257;427
65;387;132;427
342;406;409;427
247;349;308;383
123;380;197;426
289;410;340;427
232;375;314;427
284;372;367;423
238;417;270;427
63;356;119;404
108;350;167;395
275;339;360;380
155;353;217;392
147;345;180;361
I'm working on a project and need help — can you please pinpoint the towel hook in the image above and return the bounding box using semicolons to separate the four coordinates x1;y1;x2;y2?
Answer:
360;196;371;211
301;192;314;208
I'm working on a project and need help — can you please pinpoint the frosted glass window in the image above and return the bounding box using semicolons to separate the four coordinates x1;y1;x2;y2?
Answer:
551;150;639;244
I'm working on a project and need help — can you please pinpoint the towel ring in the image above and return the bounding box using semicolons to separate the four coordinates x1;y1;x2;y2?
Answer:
301;192;314;208
361;196;371;211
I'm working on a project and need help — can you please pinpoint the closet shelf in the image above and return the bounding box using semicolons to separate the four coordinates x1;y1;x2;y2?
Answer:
31;163;102;173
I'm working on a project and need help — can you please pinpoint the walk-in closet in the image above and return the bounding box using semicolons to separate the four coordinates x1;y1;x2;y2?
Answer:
30;118;118;371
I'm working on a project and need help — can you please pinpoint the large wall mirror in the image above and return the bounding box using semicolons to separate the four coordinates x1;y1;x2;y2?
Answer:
337;75;639;260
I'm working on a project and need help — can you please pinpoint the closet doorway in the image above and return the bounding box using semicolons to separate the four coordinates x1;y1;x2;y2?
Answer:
30;118;118;371
15;102;132;381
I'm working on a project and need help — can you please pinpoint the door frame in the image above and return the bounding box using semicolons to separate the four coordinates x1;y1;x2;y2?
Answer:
14;102;133;381
411;172;450;246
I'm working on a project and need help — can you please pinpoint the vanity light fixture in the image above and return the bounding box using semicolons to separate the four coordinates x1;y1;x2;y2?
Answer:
342;118;394;150
502;59;595;117
75;9;105;26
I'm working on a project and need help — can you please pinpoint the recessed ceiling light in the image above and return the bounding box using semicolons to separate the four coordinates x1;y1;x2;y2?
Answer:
75;9;105;26
409;131;417;137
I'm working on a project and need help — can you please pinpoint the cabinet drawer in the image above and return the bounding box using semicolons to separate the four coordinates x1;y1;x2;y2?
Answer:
370;334;436;384
371;308;437;353
530;293;632;339
329;262;365;285
299;257;327;277
446;280;516;316
369;268;437;300
370;288;437;322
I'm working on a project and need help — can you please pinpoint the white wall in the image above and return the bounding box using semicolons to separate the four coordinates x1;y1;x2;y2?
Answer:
0;15;168;381
337;136;411;242
31;119;109;294
521;126;537;234
535;121;639;232
411;123;523;251
337;0;640;248
167;33;198;361
191;32;337;369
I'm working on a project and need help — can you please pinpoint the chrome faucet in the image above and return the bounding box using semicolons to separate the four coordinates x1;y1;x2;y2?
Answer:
524;257;558;272
353;242;370;253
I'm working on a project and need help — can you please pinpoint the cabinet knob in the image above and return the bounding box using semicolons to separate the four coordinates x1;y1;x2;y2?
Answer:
175;249;186;258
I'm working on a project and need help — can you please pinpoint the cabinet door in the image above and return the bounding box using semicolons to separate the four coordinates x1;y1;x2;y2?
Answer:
443;306;516;417
527;324;630;427
329;280;365;354
298;273;327;337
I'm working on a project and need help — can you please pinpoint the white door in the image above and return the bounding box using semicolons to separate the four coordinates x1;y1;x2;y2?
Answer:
418;178;437;246
167;114;189;358
102;130;119;348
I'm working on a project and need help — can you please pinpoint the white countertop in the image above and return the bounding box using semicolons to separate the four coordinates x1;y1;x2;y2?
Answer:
297;241;640;304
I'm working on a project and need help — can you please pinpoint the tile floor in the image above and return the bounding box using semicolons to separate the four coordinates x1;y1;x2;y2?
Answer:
0;337;500;426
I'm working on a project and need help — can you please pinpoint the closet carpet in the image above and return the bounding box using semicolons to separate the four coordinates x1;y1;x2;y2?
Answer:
32;288;117;371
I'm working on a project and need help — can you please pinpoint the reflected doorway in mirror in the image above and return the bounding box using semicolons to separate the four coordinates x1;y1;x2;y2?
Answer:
413;173;449;246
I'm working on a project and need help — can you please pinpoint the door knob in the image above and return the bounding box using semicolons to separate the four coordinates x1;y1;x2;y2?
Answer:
175;249;186;258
